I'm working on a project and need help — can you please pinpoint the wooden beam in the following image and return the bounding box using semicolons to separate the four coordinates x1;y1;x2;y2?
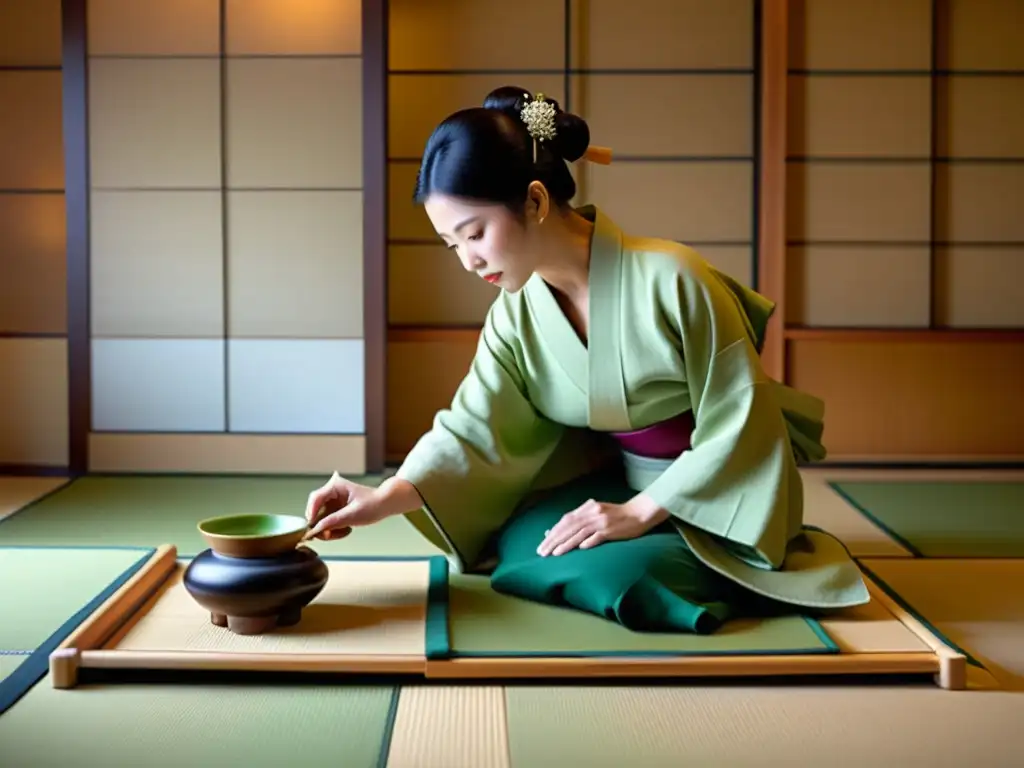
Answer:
362;0;388;474
756;0;789;381
388;327;483;345
62;0;90;475
785;328;1024;343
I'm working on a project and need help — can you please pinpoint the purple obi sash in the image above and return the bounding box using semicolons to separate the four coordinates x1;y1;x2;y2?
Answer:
610;411;695;460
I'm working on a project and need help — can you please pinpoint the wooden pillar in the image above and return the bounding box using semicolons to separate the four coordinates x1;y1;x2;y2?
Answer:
757;0;789;382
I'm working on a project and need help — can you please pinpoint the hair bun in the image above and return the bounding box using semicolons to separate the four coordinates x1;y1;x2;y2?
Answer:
482;86;590;163
551;111;590;163
482;85;529;119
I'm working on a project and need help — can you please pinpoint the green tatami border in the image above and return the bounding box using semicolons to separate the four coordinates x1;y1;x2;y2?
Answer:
0;547;156;716
376;687;402;768
424;556;451;660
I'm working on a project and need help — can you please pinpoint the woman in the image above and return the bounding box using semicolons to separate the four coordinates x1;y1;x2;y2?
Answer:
305;87;869;633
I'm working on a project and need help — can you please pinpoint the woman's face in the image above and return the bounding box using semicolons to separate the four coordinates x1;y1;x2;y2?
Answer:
423;193;541;294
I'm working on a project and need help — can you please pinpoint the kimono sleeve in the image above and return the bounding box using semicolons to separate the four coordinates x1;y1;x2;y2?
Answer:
639;259;815;570
394;300;566;571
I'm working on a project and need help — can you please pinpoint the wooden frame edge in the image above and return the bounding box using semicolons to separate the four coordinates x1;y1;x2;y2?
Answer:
75;651;424;676
861;569;967;690
43;547;955;691
50;544;179;688
423;651;938;680
53;553;432;685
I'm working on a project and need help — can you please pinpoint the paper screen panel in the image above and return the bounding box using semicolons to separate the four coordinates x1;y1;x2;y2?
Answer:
106;560;431;656
585;162;752;243
696;246;753;288
225;0;361;56
227;190;363;339
389;0;562;71
788;0;932;71
945;0;1024;71
87;0;220;56
0;71;64;190
0;193;67;335
0;339;68;466
227;339;365;434
0;0;61;66
786;246;931;328
934;247;1024;328
787;75;931;158
388;75;565;159
787;163;931;242
88;58;221;189
569;0;753;70
225;58;363;189
90;190;223;338
570;74;752;157
90;339;225;432
936;76;1024;159
935;165;1024;243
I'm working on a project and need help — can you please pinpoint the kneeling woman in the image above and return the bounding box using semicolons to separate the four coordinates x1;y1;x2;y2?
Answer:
305;86;869;633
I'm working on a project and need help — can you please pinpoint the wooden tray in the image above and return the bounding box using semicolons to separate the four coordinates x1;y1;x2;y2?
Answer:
48;545;968;690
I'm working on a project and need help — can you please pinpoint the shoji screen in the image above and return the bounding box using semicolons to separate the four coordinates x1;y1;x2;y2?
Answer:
85;0;368;474
784;0;1024;459
0;0;68;471
385;0;757;462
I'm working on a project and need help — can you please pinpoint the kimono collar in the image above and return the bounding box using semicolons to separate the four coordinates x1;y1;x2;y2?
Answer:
523;205;633;431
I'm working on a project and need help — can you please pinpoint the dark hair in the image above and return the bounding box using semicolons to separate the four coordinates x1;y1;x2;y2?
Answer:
413;86;590;213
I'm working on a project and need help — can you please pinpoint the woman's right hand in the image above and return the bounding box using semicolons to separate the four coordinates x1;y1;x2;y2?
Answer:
304;472;424;541
304;472;388;541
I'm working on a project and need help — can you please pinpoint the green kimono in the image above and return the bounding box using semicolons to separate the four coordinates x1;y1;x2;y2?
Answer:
396;206;869;628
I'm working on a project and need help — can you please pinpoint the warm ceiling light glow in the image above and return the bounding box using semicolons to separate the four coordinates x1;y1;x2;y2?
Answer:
226;0;361;55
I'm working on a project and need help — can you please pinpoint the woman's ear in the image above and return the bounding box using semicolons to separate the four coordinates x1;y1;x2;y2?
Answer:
526;181;550;225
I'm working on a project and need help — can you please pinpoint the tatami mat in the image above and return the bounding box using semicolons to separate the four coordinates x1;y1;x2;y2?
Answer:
861;558;1024;691
0;475;441;558
0;477;68;522
0;547;153;651
800;471;912;557
833;480;1024;558
0;653;28;684
385;686;509;768
501;680;1024;766
4;467;1024;765
0;679;398;767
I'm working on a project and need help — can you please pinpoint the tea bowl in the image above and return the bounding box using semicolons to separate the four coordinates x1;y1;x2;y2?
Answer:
196;513;309;559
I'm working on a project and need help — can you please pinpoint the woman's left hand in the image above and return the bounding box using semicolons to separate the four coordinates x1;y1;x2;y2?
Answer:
536;495;668;557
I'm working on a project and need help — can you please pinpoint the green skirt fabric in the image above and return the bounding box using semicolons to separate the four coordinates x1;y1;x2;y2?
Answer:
489;470;769;635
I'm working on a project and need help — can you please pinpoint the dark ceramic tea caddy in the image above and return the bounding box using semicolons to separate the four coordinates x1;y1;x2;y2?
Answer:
183;514;329;635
